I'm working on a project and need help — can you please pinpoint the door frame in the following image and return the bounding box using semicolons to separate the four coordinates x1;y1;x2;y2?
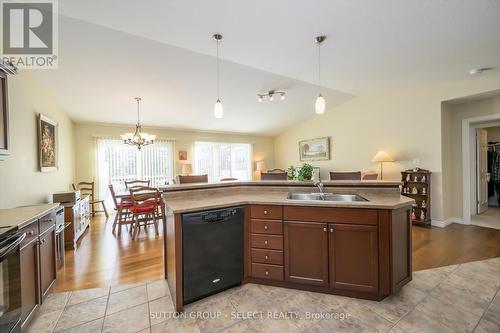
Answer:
462;114;500;224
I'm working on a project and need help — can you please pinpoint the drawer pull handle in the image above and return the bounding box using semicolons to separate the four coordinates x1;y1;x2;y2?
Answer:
263;210;268;215
265;255;269;260
264;225;268;230
330;228;334;233
264;240;268;245
43;219;54;223
265;270;269;276
323;227;327;232
28;231;34;236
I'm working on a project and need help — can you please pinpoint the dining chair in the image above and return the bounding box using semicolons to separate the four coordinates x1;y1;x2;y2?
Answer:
220;177;238;181
329;171;362;180
72;181;109;218
261;169;288;180
177;174;209;184
108;184;133;235
125;179;151;189
362;171;379;180
129;186;163;240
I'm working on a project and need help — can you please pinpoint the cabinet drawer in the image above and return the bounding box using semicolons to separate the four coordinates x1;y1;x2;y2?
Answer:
284;206;378;225
250;205;282;220
251;234;283;250
39;212;55;234
251;248;283;265
251;220;283;235
251;263;284;281
20;222;39;249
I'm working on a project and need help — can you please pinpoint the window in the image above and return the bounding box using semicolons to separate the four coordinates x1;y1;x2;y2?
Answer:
96;138;174;201
194;141;252;181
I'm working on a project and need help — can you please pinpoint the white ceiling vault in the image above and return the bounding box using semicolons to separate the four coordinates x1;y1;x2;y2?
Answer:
32;0;500;135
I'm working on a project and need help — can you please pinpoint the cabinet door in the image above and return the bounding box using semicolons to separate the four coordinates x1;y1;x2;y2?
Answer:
20;240;39;329
329;224;378;293
39;227;56;301
284;221;328;286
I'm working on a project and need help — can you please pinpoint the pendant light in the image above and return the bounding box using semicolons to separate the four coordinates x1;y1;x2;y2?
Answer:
213;34;224;118
314;35;326;114
120;97;156;150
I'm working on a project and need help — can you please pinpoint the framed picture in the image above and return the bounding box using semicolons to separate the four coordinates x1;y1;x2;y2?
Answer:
299;137;330;161
38;114;58;172
178;150;187;161
0;71;9;159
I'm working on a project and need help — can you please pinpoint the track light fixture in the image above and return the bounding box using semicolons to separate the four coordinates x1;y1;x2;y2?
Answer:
257;90;286;102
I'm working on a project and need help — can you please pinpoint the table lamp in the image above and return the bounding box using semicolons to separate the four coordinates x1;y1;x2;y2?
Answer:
372;151;394;180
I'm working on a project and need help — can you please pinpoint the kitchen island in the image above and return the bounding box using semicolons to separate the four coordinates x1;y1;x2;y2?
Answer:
162;180;414;312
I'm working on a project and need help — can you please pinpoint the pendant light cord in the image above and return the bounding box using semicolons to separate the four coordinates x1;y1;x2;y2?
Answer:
216;39;220;100
318;42;321;94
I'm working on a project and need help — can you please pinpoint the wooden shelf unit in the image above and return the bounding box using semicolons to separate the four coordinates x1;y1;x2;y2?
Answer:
401;168;431;226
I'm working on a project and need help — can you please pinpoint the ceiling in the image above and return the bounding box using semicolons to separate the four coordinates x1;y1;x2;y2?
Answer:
32;0;500;135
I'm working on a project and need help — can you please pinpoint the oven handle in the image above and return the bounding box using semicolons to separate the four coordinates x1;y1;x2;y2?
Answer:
0;232;26;259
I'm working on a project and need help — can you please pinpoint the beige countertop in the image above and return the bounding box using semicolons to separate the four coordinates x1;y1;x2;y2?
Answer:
163;187;414;214
160;180;402;192
0;203;60;229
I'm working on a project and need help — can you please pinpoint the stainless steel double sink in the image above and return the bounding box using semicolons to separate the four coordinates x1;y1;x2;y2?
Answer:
287;193;368;202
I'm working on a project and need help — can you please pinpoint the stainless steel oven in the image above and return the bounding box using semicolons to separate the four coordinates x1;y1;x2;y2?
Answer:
0;229;25;333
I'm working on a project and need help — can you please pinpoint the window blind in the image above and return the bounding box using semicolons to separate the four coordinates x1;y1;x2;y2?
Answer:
194;141;252;181
96;138;174;202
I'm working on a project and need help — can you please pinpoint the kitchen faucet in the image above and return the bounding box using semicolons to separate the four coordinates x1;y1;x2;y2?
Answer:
314;180;325;194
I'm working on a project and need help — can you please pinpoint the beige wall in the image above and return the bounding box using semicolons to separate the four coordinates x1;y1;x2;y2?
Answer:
74;123;274;183
0;72;75;209
487;126;500;142
274;76;500;221
441;96;500;220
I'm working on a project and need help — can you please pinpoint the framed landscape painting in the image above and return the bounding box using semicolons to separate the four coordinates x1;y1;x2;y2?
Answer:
299;137;330;161
38;114;58;172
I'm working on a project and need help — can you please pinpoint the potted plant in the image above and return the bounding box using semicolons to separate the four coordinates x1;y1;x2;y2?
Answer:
297;163;314;181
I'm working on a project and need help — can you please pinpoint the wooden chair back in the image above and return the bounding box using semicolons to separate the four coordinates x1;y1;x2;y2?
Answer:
73;181;96;201
329;172;362;180
220;177;238;181
177;175;209;184
125;179;151;189
108;184;119;209
129;186;161;211
261;172;287;180
361;172;379;180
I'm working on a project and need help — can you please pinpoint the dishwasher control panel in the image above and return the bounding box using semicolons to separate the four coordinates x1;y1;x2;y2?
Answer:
202;208;240;222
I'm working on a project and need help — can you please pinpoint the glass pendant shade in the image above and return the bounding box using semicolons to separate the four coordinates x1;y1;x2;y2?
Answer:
315;94;325;114
214;99;224;118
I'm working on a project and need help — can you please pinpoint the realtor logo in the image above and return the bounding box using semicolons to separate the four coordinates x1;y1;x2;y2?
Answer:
1;0;58;69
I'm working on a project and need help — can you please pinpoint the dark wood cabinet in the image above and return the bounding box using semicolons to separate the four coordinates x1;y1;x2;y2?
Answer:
18;210;57;331
284;221;329;286
329;224;378;293
20;236;39;329
39;226;56;301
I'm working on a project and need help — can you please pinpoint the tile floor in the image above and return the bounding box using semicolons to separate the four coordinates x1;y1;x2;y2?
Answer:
471;207;500;230
27;257;499;333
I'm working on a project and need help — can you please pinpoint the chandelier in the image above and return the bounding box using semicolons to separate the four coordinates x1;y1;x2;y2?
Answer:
120;97;156;150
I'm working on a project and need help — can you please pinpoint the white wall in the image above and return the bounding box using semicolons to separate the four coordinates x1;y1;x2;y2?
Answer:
0;72;75;208
74;122;275;183
274;76;500;221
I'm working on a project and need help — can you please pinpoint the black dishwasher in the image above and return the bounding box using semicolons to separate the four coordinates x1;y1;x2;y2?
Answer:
182;206;244;304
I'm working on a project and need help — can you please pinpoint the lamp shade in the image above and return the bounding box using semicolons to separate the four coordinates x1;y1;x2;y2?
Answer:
372;151;394;162
256;161;267;172
181;163;193;175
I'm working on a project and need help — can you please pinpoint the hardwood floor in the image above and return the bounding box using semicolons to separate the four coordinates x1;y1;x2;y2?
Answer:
55;213;500;292
54;214;164;292
412;223;500;271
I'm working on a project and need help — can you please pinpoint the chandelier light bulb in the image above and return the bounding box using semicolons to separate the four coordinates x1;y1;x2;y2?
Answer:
315;94;325;114
214;99;224;118
258;96;263;102
280;93;285;101
269;95;274;101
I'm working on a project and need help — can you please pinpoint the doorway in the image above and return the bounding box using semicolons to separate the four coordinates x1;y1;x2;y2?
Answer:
472;125;500;229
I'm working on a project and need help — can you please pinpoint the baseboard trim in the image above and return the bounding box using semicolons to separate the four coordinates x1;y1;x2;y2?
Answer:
431;218;466;228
